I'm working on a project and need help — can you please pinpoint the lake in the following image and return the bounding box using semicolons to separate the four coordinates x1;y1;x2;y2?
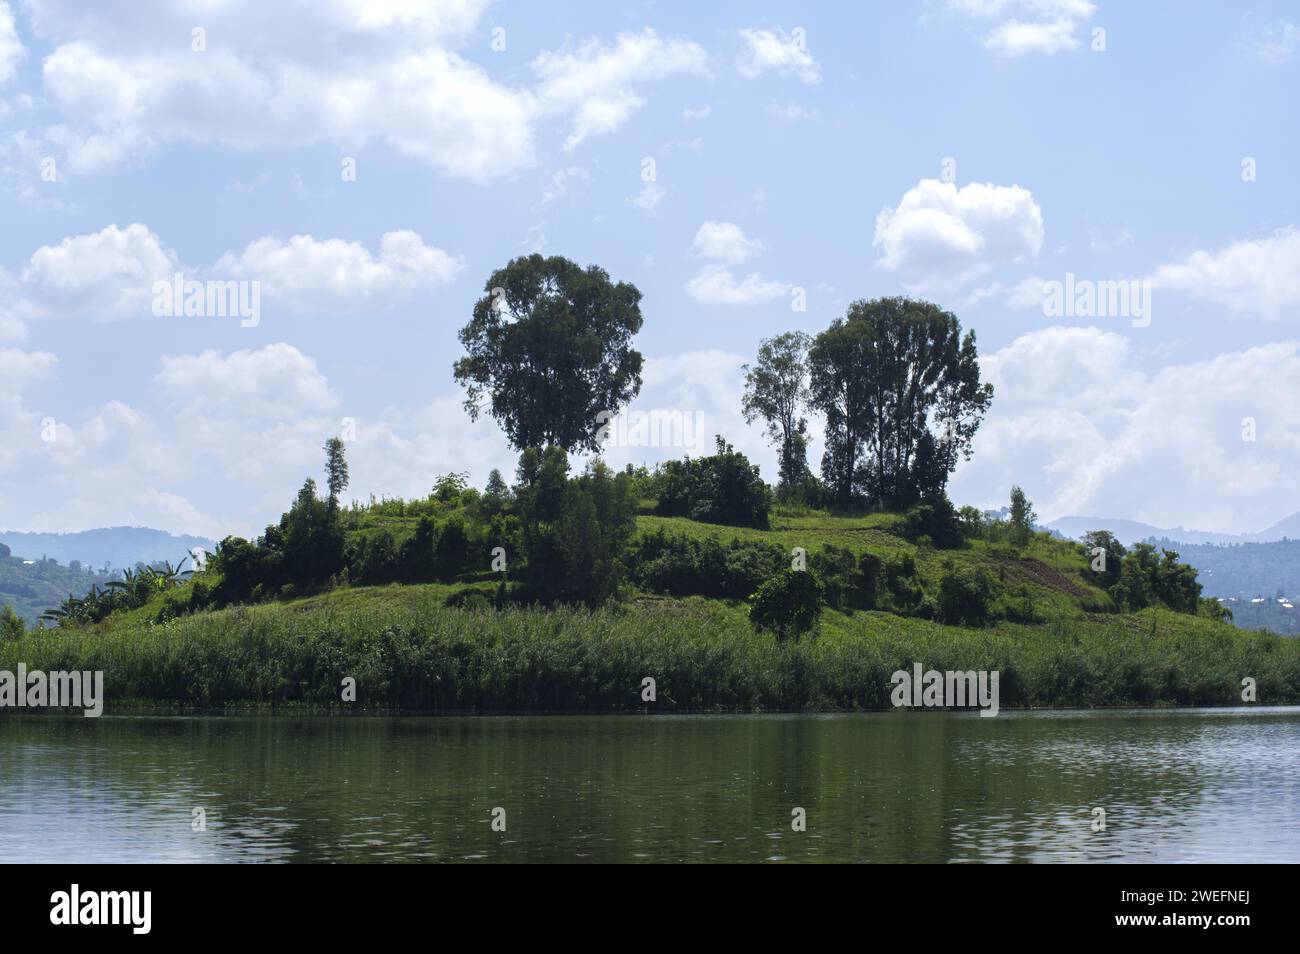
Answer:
2;707;1297;863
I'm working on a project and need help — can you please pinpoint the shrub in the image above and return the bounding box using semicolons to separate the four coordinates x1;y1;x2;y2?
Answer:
626;530;786;600
654;436;771;529
0;604;23;640
936;561;997;626
749;569;824;640
900;496;962;548
883;554;924;613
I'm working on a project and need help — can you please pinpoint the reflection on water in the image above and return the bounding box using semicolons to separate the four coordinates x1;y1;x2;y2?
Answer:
2;708;1297;863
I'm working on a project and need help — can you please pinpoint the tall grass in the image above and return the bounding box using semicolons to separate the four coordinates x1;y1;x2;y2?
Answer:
2;590;1296;711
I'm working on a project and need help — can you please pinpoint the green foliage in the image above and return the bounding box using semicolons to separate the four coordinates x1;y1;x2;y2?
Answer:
515;451;638;606
935;560;997;627
0;603;24;640
323;437;349;507
654;436;771;529
749;568;825;640
11;586;1294;711
1009;485;1036;549
626;529;786;600
0;549;114;627
1082;529;1126;588
1106;542;1203;614
741;331;813;497
453;254;645;454
808;297;993;510
900;496;963;548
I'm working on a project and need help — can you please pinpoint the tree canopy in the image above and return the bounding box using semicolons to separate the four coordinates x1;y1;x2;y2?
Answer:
808;297;993;510
741;331;812;497
454;254;645;454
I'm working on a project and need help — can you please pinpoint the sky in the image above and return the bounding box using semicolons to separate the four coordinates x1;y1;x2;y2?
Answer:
0;0;1298;540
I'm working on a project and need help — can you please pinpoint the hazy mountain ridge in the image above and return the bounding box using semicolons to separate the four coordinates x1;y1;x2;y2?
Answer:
0;526;216;571
1046;513;1300;546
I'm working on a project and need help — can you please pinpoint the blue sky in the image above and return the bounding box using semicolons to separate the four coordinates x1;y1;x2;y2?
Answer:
1;0;1298;539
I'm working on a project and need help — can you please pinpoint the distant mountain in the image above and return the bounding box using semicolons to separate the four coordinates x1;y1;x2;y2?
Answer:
1045;515;1300;635
1046;513;1300;547
0;526;216;572
0;549;113;627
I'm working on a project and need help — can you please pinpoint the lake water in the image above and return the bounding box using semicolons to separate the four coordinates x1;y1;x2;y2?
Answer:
2;708;1297;863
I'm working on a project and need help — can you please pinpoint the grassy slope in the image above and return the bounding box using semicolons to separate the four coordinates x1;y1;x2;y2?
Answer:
4;512;1297;711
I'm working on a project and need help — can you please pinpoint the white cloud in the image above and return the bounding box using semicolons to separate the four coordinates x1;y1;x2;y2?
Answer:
692;221;762;265
873;179;1044;294
216;230;463;313
22;223;177;320
949;327;1300;533
947;0;1097;56
682;104;712;121
737;28;821;83
0;1;23;85
626;181;667;215
766;101;817;121
155;344;340;421
530;28;710;150
1150;227;1300;320
23;6;706;179
541;166;590;204
13;224;460;321
686;265;791;305
1249;20;1299;64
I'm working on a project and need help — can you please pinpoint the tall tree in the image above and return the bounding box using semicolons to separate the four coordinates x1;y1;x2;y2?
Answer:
454;254;645;454
742;331;812;496
808;297;993;510
1009;485;1036;549
323;437;349;509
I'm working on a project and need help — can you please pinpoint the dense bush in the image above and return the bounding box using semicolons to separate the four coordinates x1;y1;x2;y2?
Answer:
0;604;24;639
626;530;786;600
935;560;997;626
749;569;824;640
1108;542;1202;613
515;450;638;606
899;496;963;549
654;437;771;529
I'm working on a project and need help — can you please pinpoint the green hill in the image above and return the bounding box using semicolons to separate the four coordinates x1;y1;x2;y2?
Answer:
0;545;112;627
6;507;1296;712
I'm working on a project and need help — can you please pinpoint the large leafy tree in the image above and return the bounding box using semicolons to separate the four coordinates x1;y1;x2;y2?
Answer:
741;331;812;496
809;297;993;510
454;255;645;454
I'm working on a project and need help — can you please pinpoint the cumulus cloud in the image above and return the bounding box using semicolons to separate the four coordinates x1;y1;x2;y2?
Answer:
737;28;821;83
946;0;1097;56
12;224;461;322
1150;226;1300;320
686;265;791;305
21;4;706;179
873;179;1044;294
949;327;1300;533
692;221;762;265
531;28;710;150
215;230;463;313
22;223;177;320
155;344;340;420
